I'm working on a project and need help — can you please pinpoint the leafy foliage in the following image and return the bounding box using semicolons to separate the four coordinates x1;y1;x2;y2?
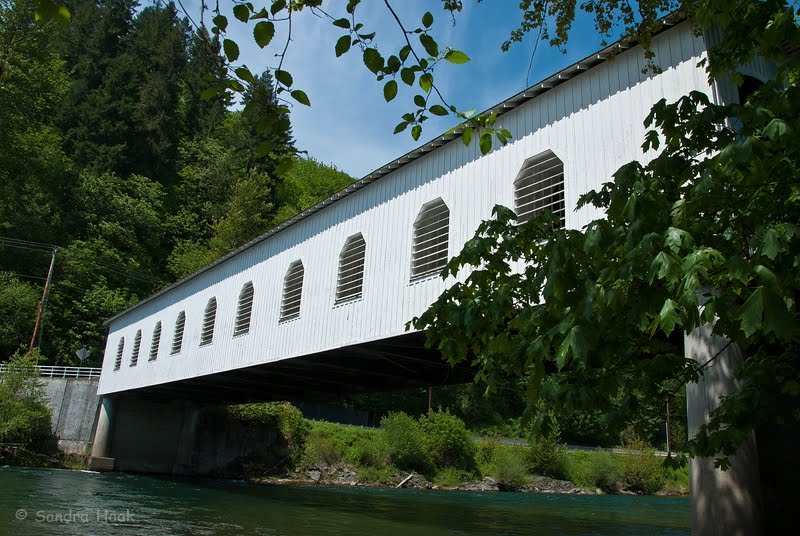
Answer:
380;411;431;473
420;409;478;472
413;1;800;464
0;350;51;446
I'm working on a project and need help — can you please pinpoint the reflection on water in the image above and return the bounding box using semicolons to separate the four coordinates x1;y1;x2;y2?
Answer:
0;466;689;535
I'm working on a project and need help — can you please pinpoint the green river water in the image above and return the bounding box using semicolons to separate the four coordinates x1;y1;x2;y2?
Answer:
0;466;689;535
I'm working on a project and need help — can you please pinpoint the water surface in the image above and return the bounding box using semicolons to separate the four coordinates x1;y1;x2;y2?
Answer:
0;466;689;535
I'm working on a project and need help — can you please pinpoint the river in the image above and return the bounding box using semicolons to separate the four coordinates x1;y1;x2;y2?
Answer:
0;466;689;535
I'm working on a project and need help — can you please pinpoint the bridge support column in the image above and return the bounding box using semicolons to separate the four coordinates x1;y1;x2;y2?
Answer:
89;396;116;471
685;323;763;536
171;402;199;475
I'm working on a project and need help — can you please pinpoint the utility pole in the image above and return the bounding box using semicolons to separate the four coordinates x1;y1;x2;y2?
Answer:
28;247;57;354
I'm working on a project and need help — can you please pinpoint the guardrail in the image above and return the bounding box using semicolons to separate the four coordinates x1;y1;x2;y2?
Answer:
0;364;101;379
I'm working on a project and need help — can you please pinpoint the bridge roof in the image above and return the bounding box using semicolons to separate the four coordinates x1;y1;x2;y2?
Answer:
106;15;681;325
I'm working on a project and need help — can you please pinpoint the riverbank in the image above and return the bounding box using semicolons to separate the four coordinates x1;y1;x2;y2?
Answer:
215;408;690;496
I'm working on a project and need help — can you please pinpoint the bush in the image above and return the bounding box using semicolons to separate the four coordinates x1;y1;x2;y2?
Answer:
620;437;666;494
228;401;309;465
492;445;528;490
433;467;473;488
381;411;431;473
420;410;478;472
526;429;566;479
0;350;51;447
304;431;344;466
563;450;623;491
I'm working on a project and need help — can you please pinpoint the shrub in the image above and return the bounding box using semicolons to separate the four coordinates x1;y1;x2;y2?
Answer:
620;437;666;494
0;350;51;447
526;429;566;479
304;430;344;466
420;410;478;472
476;436;501;467
228;401;309;465
492;445;528;490
433;467;473;488
381;411;431;473
563;450;623;491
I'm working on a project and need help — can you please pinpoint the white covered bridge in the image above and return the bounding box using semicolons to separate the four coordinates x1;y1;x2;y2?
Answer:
90;21;771;476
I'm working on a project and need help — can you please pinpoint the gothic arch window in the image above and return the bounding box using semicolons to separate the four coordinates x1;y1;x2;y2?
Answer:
234;282;254;336
280;261;304;321
336;234;366;303
411;198;449;280
171;311;185;355
514;150;565;227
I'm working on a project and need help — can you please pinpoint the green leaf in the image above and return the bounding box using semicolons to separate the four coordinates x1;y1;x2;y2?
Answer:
213;14;228;32
411;125;422;141
271;0;287;15
335;35;352;57
234;67;255;83
363;48;383;74
200;86;222;101
399;45;411;62
419;34;439;57
764;118;789;139
556;325;587;370
444;49;470;64
429;104;448;116
233;4;250;22
383;80;398;102
34;1;71;24
422;11;433;28
333;18;350;29
462;126;473;147
657;299;681;336
400;67;415;86
275;69;293;87
738;287;764;338
290;90;310;106
479;131;492;154
394;121;408;134
254;21;275;48
223;39;240;62
759;228;780;260
419;73;433;93
413;94;426;107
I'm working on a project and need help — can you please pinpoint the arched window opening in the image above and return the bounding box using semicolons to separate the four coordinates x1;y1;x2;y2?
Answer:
234;282;254;336
410;198;449;280
280;260;304;321
114;338;124;371
171;311;185;355
149;322;161;361
200;297;217;346
336;234;366;303
514;150;565;227
130;330;142;367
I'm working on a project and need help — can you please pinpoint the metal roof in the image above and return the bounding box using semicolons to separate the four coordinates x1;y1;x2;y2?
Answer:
106;16;680;325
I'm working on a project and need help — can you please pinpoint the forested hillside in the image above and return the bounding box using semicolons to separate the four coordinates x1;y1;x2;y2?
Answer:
0;0;354;365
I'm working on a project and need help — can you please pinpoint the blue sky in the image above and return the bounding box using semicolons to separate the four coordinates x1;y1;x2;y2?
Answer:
181;2;612;179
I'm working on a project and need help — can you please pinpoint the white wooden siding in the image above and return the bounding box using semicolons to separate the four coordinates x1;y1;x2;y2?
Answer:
98;23;715;396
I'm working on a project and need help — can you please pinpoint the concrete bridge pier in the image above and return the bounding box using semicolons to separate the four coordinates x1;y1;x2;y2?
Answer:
89;396;117;471
685;323;763;536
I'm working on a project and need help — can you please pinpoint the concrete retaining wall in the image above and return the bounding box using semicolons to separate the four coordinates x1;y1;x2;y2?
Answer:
42;377;100;454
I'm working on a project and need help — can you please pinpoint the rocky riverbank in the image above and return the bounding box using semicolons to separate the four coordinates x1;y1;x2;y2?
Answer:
251;463;594;494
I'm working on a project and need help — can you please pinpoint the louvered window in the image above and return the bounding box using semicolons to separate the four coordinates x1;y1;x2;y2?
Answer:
113;338;124;371
336;234;366;303
411;198;449;280
149;322;161;361
171;311;185;355
130;330;141;367
514;150;565;226
280;260;304;321
200;297;217;346
234;282;254;335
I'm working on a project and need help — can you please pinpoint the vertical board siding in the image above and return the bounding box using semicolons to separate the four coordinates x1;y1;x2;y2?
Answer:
98;23;714;396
